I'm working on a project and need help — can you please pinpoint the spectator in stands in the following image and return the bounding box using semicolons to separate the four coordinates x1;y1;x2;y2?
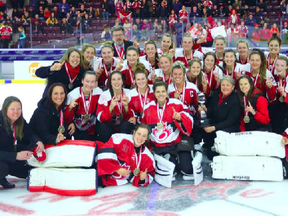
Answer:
102;0;110;20
132;24;141;40
70;6;77;21
38;0;48;9
60;17;72;34
12;8;21;22
254;7;263;24
169;10;177;32
190;6;201;23
212;5;219;17
123;19;132;39
251;23;261;46
172;0;182;16
141;19;151;31
82;14;91;33
179;5;189;23
37;6;45;20
52;6;60;19
18;26;26;48
78;5;86;18
271;23;280;36
260;22;271;41
21;11;31;28
0;1;5;13
134;18;141;30
95;8;101;20
202;7;208;19
151;0;158;17
280;0;287;18
238;20;248;38
218;5;227;18
59;0;70;19
43;7;51;20
46;12;58;26
245;12;256;27
175;18;185;47
0;22;12;48
141;0;149;18
87;6;95;19
132;0;141;19
281;21;288;34
101;25;111;40
65;12;74;26
125;0;132;11
33;19;43;34
257;0;267;12
115;0;123;16
227;9;240;27
157;0;169;20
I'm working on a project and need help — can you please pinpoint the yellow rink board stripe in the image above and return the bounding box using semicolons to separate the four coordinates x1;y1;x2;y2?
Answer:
0;80;46;84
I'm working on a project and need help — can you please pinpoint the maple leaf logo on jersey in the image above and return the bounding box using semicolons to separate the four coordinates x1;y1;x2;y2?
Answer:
152;122;173;141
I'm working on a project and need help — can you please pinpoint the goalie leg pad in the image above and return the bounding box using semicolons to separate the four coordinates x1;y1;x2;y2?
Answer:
28;168;97;196
214;131;285;158
28;140;97;168
212;156;284;181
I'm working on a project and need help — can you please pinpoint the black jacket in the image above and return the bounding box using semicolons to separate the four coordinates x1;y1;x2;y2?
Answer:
207;90;241;132
0;112;39;163
35;61;85;98
29;97;71;145
112;40;134;59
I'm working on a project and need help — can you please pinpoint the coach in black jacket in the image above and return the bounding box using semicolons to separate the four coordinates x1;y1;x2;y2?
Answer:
199;75;241;159
111;25;137;59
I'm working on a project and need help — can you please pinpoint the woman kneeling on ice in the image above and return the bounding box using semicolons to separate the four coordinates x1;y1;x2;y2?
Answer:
97;124;155;187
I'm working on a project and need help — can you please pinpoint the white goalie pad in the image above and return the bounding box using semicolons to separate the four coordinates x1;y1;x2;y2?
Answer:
28;140;97;168
212;156;283;181
154;154;175;188
214;131;285;158
192;144;203;186
28;168;97;196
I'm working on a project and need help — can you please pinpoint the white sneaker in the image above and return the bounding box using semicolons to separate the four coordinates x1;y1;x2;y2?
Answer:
182;174;194;181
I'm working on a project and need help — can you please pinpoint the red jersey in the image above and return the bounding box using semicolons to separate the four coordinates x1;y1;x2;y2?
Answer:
168;81;199;115
141;98;193;148
0;25;12;39
126;85;154;119
179;9;188;22
96;88;131;124
174;48;204;67
64;87;103;135
97;134;155;187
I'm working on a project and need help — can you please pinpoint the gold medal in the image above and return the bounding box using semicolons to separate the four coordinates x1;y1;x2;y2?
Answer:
84;114;89;121
68;83;73;89
279;96;284;103
157;123;163;130
133;168;140;176
244;116;250;124
58;126;65;133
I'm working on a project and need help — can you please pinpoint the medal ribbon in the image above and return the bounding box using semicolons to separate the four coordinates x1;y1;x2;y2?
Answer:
240;55;249;64
80;87;92;115
253;71;260;86
13;124;17;148
243;96;248;117
157;101;166;123
59;109;64;129
134;148;142;171
174;82;186;103
114;44;124;58
65;62;77;84
162;71;171;84
183;50;193;66
138;87;149;110
225;63;236;78
128;64;135;85
115;91;124;114
267;53;278;74
204;67;214;88
102;59;113;78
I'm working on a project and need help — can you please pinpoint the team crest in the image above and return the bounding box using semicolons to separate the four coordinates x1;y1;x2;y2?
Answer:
152;122;173;141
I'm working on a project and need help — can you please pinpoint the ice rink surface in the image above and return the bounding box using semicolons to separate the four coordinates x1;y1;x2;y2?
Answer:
0;83;287;216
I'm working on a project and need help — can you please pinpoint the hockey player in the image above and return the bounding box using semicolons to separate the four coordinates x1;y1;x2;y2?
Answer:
141;81;194;180
64;71;103;140
96;71;133;142
97;124;155;187
238;75;271;132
